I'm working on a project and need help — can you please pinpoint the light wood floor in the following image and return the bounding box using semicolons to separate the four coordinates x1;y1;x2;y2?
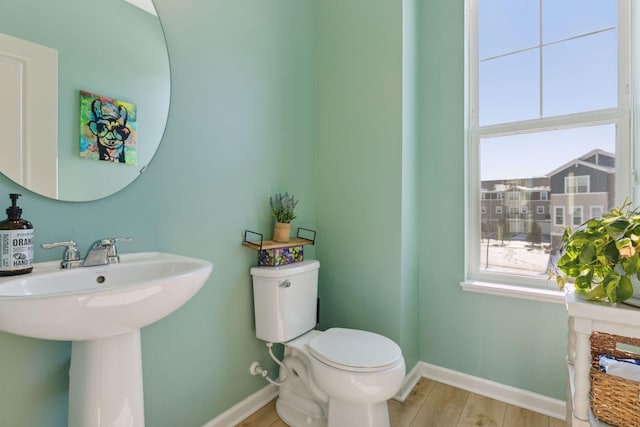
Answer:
236;378;566;427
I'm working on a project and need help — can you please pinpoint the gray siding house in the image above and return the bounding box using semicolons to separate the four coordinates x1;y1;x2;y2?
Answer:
547;149;615;250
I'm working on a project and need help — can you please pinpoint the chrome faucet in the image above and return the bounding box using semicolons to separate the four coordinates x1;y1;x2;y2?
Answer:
42;237;132;269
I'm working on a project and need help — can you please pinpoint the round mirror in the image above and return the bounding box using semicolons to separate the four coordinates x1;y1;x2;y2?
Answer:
0;0;170;201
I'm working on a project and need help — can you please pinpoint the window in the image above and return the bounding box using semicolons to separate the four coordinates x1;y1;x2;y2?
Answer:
481;205;487;214
467;0;631;288
572;206;583;226
496;206;503;214
554;207;565;226
521;205;528;214
565;175;590;194
590;206;603;218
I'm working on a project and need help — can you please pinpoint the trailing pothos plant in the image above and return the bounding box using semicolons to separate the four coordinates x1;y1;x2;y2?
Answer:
552;199;640;303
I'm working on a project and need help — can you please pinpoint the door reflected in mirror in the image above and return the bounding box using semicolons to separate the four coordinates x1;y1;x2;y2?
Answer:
0;0;170;201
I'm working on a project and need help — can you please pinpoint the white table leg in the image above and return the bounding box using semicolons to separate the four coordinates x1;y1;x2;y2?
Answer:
573;331;591;421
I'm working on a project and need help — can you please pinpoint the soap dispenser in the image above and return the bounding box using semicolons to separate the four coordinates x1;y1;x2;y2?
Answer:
0;194;34;276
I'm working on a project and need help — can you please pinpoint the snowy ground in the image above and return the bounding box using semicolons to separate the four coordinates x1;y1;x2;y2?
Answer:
479;238;552;278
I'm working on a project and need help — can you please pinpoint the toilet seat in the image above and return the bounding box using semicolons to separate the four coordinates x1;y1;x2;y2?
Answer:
307;328;402;373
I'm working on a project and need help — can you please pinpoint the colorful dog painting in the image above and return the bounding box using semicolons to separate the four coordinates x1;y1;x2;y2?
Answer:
80;91;137;164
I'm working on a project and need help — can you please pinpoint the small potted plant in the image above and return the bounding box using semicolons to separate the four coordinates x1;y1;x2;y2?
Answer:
270;192;298;243
552;199;640;303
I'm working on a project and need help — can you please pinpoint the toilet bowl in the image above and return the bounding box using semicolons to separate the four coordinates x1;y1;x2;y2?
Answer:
250;260;406;427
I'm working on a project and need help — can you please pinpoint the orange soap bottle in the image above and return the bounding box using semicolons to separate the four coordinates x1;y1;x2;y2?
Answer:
0;194;34;276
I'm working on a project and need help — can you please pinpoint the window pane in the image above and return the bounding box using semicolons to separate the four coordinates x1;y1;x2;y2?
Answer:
565;176;590;193
480;50;539;126
479;0;539;59
554;207;564;225
542;0;617;44
572;206;583;225
543;31;617;116
479;124;616;277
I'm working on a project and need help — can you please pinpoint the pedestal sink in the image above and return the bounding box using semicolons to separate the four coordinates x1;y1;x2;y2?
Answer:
0;252;213;427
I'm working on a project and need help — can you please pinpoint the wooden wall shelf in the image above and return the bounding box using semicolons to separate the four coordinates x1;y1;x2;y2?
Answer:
242;237;314;251
242;228;316;251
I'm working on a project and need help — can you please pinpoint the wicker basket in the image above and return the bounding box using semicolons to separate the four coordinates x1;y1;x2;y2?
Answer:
590;332;640;427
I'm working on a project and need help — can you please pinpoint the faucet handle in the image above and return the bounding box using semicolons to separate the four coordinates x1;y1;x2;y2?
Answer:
107;237;133;263
41;240;81;268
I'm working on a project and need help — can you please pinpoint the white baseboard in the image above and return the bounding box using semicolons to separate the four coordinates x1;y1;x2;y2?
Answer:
419;362;566;420
393;361;422;402
201;361;567;426
202;383;278;427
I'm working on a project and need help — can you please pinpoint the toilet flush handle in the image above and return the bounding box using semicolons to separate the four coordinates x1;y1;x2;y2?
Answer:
279;280;291;288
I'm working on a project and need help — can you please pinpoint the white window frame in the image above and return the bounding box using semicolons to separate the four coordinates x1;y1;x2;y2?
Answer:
537;206;545;214
521;205;528;214
463;0;633;298
495;206;503;214
540;191;548;201
481;205;487;214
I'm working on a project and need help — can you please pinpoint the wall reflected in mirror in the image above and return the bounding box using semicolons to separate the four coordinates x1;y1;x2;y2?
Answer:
0;0;170;201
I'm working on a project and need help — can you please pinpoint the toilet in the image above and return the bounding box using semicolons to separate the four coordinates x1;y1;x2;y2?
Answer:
250;260;405;427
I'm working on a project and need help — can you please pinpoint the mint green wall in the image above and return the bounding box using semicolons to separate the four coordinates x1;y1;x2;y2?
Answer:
0;1;572;425
416;1;568;400
400;0;421;375
0;0;316;425
316;0;567;402
316;0;420;370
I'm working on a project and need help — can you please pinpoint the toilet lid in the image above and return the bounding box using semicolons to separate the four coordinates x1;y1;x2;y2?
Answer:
307;328;402;373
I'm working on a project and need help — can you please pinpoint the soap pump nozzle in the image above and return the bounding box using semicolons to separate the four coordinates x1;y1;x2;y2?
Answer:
7;193;23;219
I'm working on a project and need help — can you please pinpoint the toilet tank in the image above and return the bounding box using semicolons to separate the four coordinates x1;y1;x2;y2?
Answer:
250;260;319;343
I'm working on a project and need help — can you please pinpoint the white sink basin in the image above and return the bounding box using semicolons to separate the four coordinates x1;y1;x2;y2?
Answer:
0;251;213;427
0;251;213;341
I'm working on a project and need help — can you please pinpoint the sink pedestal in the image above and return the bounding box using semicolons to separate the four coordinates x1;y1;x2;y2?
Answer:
69;330;145;427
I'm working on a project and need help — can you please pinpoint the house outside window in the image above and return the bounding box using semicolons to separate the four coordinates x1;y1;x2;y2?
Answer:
496;206;502;214
467;0;631;289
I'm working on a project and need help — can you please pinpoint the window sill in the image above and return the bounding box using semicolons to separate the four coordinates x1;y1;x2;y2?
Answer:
459;280;565;304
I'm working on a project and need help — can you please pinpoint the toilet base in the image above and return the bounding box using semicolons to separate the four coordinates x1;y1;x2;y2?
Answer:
275;351;328;427
327;398;390;427
276;397;327;427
